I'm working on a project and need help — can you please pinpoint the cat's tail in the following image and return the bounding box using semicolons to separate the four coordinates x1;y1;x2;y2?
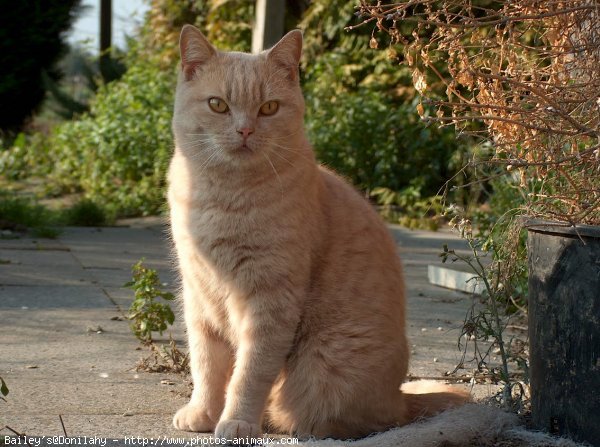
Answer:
401;380;472;422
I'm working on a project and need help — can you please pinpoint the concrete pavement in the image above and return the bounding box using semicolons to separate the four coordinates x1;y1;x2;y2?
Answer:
1;218;503;444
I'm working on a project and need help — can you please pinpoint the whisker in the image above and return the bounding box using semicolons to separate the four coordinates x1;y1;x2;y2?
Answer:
179;141;213;150
179;141;217;151
183;136;214;141
268;149;294;167
188;143;219;158
267;128;305;141
180;141;220;160
268;142;315;164
262;152;285;199
195;148;222;178
180;136;215;144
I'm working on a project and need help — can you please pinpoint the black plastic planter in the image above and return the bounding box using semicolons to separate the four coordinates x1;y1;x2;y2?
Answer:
527;221;600;446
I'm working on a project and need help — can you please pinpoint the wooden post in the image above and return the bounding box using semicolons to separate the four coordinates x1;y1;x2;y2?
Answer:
252;0;285;54
527;222;600;446
99;0;112;79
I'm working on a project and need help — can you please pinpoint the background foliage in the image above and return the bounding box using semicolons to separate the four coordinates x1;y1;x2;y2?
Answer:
0;0;82;132
47;62;174;216
1;0;476;224
301;0;474;221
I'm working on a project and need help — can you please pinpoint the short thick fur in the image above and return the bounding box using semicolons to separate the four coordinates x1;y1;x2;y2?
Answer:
168;25;469;440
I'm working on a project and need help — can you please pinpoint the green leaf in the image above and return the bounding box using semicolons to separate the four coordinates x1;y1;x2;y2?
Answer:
127;259;175;343
161;292;175;301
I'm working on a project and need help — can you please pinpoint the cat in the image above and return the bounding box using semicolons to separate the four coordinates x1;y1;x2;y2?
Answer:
168;24;470;440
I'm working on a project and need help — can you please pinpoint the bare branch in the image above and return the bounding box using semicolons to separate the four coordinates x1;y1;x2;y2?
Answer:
355;0;600;224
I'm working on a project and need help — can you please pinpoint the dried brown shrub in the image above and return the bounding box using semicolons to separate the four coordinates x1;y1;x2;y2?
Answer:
355;0;600;225
136;336;190;374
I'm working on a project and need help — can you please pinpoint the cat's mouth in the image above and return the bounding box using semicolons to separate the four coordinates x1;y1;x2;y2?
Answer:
232;142;255;154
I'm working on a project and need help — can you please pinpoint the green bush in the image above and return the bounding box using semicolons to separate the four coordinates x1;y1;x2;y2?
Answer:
0;195;54;229
0;132;52;181
301;0;472;213
370;186;443;230
0;194;61;238
63;198;111;226
0;0;475;224
0;193;116;237
306;87;462;196
47;62;175;217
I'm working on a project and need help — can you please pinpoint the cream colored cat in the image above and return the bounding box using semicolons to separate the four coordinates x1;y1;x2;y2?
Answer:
168;25;469;440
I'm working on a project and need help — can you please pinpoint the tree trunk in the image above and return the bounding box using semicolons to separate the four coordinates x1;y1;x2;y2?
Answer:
252;0;285;54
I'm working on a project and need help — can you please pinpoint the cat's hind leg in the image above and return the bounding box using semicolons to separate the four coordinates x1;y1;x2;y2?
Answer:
266;333;411;439
267;373;407;440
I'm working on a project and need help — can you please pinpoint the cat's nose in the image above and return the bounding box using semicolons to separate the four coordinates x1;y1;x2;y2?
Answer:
237;127;254;138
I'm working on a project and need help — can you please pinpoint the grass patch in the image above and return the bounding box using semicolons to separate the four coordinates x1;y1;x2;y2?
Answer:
0;194;61;238
63;198;112;226
30;226;62;239
0;193;112;238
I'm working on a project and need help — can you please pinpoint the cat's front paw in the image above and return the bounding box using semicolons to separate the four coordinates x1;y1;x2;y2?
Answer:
215;419;262;440
173;403;216;432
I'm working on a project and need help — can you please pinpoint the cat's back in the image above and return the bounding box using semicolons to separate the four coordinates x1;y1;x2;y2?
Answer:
317;165;403;271
309;165;406;322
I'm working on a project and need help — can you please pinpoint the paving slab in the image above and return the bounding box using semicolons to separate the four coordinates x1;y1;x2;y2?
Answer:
0;249;79;267
0;285;111;309
0;238;67;251
1;220;505;441
0;265;95;287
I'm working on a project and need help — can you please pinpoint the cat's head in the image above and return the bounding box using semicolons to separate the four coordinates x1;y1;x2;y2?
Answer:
172;25;306;172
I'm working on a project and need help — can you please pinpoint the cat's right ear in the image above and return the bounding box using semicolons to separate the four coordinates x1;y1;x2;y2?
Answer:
179;25;216;81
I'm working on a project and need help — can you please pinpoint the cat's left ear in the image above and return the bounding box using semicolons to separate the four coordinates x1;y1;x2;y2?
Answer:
267;30;303;82
180;25;216;81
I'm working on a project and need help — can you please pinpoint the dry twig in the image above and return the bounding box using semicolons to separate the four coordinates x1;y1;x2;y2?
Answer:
354;0;600;224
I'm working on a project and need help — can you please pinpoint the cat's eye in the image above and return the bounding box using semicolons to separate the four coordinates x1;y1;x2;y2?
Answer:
208;97;229;113
260;101;279;116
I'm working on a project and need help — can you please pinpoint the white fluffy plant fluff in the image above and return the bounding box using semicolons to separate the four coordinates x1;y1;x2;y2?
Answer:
300;404;589;447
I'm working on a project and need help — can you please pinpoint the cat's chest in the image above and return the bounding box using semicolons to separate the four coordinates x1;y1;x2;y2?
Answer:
174;204;278;341
174;201;272;279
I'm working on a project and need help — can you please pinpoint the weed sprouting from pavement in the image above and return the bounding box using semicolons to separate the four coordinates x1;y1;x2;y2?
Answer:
125;260;189;375
135;334;190;374
440;215;529;411
125;259;175;343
